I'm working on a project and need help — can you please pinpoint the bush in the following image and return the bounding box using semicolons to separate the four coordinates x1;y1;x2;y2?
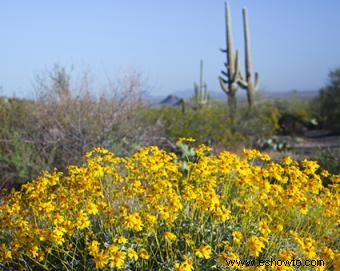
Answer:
316;68;340;132
0;98;48;187
142;101;280;151
235;101;281;143
0;144;338;270
273;94;315;135
0;66;151;188
311;148;340;176
142;104;246;149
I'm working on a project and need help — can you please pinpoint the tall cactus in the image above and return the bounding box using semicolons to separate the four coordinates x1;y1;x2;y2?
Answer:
219;0;242;115
193;60;209;109
238;7;260;109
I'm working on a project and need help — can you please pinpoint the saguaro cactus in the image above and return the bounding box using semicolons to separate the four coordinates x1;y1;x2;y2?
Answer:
193;60;209;109
238;7;260;109
219;0;242;114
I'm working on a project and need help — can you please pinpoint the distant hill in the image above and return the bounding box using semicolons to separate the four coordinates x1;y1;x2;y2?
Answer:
143;89;319;104
159;95;184;106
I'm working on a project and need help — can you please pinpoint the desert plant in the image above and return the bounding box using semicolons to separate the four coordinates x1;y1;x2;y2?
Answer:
256;136;291;152
316;68;340;132
0;133;48;189
33;66;147;162
0;66;153;188
141;104;249;149
192;60;209;109
233;101;280;145
219;1;260;113
272;93;316;135
237;7;260;109
0;145;338;270
219;0;242;116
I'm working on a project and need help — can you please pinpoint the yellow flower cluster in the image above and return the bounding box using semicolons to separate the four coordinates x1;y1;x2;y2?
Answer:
0;145;339;270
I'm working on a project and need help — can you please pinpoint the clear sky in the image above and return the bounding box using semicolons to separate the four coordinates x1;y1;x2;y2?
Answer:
1;0;340;98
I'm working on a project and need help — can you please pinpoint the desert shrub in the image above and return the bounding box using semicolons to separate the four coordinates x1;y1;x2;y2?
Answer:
32;66;146;162
142;101;281;151
0;98;48;187
310;148;340;176
0;133;47;190
315;68;340;132
143;104;246;149
0;142;338;270
235;101;281;144
0;97;33;133
0;66;152;188
273;95;316;135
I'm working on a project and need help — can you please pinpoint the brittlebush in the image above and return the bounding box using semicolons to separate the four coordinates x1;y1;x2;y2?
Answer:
0;139;339;270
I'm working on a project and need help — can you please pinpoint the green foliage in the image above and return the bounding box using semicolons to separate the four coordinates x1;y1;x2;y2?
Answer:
142;104;245;148
312;148;340;175
0;67;147;188
174;140;197;173
0;133;48;188
142;101;281;150
235;101;281;142
273;95;316;135
275;93;313;120
316;68;340;131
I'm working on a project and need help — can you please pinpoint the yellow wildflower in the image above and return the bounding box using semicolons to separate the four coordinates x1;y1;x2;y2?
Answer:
94;250;109;269
88;240;100;256
248;236;266;257
176;137;196;145
164;231;177;242
123;212;143;231
109;250;126;268
127;248;138;261
232;231;243;245
0;244;12;261
75;210;91;230
258;220;271;236
175;256;194;271
272;224;284;233
195;244;212;259
87;202;98;215
138;248;149;260
113;235;128;244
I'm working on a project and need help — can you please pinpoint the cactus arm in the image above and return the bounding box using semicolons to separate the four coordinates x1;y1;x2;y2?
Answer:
194;83;198;93
237;79;248;89
221;70;228;78
237;64;248;89
219;76;230;95
254;72;260;90
194;83;198;104
203;83;208;101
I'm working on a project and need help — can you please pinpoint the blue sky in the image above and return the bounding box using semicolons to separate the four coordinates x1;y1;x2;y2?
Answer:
1;0;340;98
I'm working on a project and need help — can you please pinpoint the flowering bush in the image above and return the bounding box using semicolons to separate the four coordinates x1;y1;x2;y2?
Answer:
0;139;339;270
